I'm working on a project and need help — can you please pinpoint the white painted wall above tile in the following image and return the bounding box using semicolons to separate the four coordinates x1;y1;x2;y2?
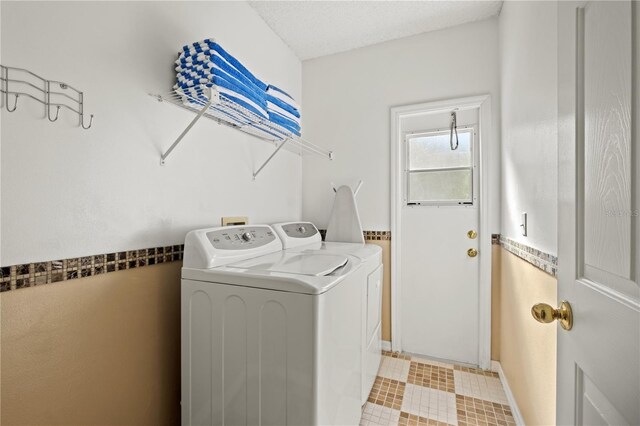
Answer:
499;1;558;255
0;2;302;265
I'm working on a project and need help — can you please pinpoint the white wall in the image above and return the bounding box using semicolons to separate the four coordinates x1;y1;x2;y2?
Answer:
301;18;501;232
0;1;302;265
499;1;558;255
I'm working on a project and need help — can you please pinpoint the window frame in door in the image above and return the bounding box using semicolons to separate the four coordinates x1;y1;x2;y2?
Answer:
403;125;479;207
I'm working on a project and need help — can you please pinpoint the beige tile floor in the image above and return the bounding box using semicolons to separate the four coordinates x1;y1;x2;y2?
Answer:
361;351;517;426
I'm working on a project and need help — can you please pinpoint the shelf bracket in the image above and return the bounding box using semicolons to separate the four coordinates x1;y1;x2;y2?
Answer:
160;88;215;165
253;138;290;180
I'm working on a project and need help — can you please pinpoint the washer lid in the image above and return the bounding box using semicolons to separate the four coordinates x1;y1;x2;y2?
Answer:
226;252;348;277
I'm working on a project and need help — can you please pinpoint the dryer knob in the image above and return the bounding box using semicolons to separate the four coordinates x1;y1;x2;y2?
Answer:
298;226;306;234
242;232;253;242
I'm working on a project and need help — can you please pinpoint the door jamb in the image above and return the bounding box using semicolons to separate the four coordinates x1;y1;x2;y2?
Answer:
390;94;493;369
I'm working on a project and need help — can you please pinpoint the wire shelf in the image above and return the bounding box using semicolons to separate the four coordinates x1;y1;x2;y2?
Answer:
150;87;333;177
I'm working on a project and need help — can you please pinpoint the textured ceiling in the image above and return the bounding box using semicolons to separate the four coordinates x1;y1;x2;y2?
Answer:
249;1;503;60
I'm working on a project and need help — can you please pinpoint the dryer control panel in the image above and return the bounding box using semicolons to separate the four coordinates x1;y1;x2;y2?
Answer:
272;222;322;249
280;223;319;239
206;226;276;250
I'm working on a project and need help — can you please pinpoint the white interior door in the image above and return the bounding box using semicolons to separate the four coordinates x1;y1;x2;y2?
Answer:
557;1;640;424
399;108;481;365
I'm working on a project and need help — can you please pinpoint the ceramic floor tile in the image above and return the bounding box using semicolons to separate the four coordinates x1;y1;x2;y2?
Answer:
401;383;458;426
368;376;406;410
453;371;508;405
365;353;516;426
378;356;411;382
454;365;499;378
407;360;455;393
383;350;413;360
361;402;402;426
455;395;516;426
411;355;454;370
398;411;454;426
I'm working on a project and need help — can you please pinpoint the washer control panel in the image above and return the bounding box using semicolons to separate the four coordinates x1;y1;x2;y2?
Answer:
281;222;319;239
206;226;276;250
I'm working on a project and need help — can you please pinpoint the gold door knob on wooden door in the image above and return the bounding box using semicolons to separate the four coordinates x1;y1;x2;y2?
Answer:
531;301;573;331
467;248;478;257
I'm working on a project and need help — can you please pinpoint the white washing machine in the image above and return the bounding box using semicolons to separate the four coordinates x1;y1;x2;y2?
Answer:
181;224;364;426
272;222;383;406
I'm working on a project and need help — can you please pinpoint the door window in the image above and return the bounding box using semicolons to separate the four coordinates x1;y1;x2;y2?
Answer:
405;128;475;205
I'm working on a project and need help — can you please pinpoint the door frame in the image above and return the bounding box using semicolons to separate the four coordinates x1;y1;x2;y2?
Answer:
390;94;493;369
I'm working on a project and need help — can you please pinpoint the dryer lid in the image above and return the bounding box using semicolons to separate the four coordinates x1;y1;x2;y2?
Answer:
226;252;349;277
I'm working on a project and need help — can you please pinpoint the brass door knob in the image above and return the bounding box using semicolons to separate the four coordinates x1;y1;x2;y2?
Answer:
467;230;477;239
531;301;573;330
467;248;478;257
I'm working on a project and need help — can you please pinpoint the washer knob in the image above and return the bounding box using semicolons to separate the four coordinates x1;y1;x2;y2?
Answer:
241;232;253;242
298;226;306;234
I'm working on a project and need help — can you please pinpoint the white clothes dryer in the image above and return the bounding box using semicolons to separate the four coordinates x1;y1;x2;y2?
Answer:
181;224;364;426
272;222;383;406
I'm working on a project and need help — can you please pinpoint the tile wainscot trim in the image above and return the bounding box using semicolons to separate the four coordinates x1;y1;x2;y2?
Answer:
319;230;391;241
499;236;558;277
0;245;185;293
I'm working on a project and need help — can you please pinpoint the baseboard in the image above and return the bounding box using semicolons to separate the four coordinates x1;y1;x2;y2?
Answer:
491;361;526;426
381;340;391;351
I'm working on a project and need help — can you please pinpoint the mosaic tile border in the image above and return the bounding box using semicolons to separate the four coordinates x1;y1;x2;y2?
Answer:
319;229;391;241
499;236;558;277
0;245;185;293
364;231;391;241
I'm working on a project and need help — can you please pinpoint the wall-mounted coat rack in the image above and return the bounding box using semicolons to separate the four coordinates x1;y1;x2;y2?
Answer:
150;86;333;179
0;65;94;129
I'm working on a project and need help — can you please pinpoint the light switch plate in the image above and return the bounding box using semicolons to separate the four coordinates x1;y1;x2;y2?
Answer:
520;212;528;236
221;216;248;226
